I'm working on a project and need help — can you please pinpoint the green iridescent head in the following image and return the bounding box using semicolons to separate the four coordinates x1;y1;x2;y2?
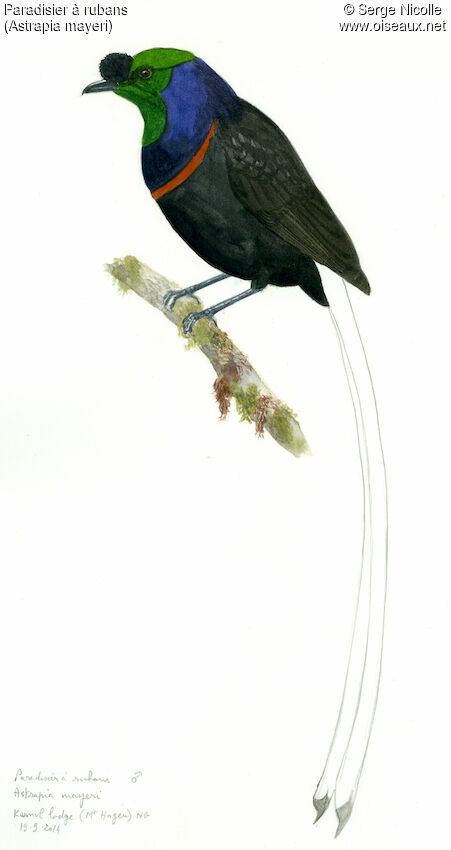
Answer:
83;48;196;145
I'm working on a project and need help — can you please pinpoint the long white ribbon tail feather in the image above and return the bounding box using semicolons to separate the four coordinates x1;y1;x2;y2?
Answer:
313;280;388;836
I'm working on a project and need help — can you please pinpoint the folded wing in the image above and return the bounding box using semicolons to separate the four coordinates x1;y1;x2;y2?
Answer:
218;101;370;293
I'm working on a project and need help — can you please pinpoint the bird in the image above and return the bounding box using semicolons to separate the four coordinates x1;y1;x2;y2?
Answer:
82;48;370;335
83;49;387;837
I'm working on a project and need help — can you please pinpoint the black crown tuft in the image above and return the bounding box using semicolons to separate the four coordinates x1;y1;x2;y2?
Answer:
99;53;133;84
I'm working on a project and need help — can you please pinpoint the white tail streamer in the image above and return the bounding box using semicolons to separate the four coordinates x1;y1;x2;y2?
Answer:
313;280;388;835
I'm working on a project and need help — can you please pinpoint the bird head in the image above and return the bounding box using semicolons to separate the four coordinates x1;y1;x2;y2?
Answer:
83;47;238;147
83;48;196;145
82;48;195;102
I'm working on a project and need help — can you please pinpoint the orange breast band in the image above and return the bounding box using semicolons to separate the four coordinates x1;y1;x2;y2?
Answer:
151;120;217;201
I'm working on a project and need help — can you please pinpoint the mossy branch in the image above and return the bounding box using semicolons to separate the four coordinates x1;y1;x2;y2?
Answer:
105;256;309;458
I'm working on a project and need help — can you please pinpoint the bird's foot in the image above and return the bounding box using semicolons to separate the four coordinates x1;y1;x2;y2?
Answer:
163;289;201;311
182;309;218;336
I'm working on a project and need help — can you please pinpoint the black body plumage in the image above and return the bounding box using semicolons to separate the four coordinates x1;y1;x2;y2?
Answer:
157;100;370;306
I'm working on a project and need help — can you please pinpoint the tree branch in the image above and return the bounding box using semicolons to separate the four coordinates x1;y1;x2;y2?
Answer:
105;256;309;458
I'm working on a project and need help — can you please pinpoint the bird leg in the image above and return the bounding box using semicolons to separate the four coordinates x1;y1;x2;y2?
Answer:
182;287;262;336
163;273;229;310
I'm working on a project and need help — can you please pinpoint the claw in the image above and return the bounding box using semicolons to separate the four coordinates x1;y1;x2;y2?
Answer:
163;289;201;311
182;309;218;336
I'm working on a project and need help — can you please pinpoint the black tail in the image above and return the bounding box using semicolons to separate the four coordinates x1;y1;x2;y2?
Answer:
298;261;370;306
344;267;371;295
299;259;329;307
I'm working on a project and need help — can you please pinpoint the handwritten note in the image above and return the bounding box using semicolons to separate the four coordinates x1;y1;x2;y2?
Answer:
12;769;150;837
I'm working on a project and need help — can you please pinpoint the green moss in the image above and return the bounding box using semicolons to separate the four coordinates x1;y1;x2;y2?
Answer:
230;382;307;455
108;255;142;294
111;276;130;295
233;383;261;423
269;407;308;456
173;298;203;324
192;317;219;348
270;407;294;445
278;401;298;420
172;300;231;352
171;299;203;349
123;255;141;278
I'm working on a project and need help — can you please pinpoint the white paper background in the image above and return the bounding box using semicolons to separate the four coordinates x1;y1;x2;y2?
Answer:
1;1;450;847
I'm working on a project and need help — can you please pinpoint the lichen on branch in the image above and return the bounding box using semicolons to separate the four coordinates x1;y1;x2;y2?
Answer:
105;255;309;458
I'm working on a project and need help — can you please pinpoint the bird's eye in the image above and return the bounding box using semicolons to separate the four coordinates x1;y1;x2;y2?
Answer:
139;68;152;79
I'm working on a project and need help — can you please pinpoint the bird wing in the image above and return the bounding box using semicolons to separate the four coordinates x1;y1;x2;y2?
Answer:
218;100;369;291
